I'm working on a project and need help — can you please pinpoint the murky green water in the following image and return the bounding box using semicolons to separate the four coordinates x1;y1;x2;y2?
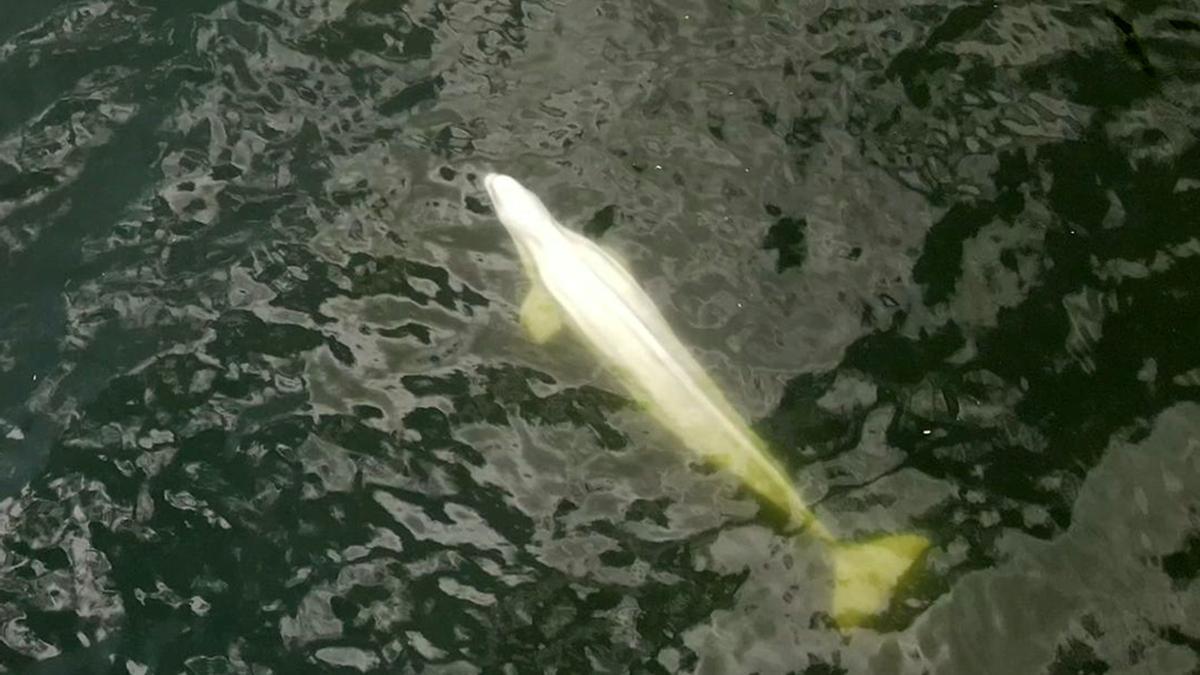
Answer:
1;1;1198;673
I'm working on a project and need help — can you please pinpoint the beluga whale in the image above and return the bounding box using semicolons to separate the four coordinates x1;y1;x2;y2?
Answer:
483;172;929;628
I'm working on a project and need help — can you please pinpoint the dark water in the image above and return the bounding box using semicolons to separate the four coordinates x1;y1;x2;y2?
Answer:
1;1;1198;673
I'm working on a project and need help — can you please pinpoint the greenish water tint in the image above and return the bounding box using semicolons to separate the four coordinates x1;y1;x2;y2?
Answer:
0;1;1197;673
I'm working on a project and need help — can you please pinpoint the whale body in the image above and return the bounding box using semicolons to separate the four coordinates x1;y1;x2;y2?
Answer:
483;172;928;628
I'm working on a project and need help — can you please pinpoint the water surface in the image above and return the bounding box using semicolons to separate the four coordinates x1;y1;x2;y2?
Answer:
1;1;1198;673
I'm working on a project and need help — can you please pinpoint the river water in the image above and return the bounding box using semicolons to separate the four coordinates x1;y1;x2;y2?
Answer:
1;1;1198;673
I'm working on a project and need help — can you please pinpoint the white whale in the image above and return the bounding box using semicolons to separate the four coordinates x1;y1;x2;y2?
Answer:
483;172;928;628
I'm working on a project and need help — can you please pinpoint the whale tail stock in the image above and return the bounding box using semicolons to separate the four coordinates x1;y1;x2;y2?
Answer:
728;452;931;629
826;532;931;629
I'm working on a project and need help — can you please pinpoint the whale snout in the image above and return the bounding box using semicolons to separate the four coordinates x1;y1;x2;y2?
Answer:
483;173;521;199
483;173;533;217
482;173;558;244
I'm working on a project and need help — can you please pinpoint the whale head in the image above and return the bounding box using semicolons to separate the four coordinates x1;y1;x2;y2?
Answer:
483;173;560;252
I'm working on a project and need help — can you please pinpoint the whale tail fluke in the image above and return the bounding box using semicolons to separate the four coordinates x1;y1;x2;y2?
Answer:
829;533;930;629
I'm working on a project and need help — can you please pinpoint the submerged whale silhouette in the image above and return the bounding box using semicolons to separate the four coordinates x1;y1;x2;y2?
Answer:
483;172;928;628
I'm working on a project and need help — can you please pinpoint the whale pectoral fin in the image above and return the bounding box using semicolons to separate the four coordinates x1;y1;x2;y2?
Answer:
520;282;564;343
829;533;930;630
